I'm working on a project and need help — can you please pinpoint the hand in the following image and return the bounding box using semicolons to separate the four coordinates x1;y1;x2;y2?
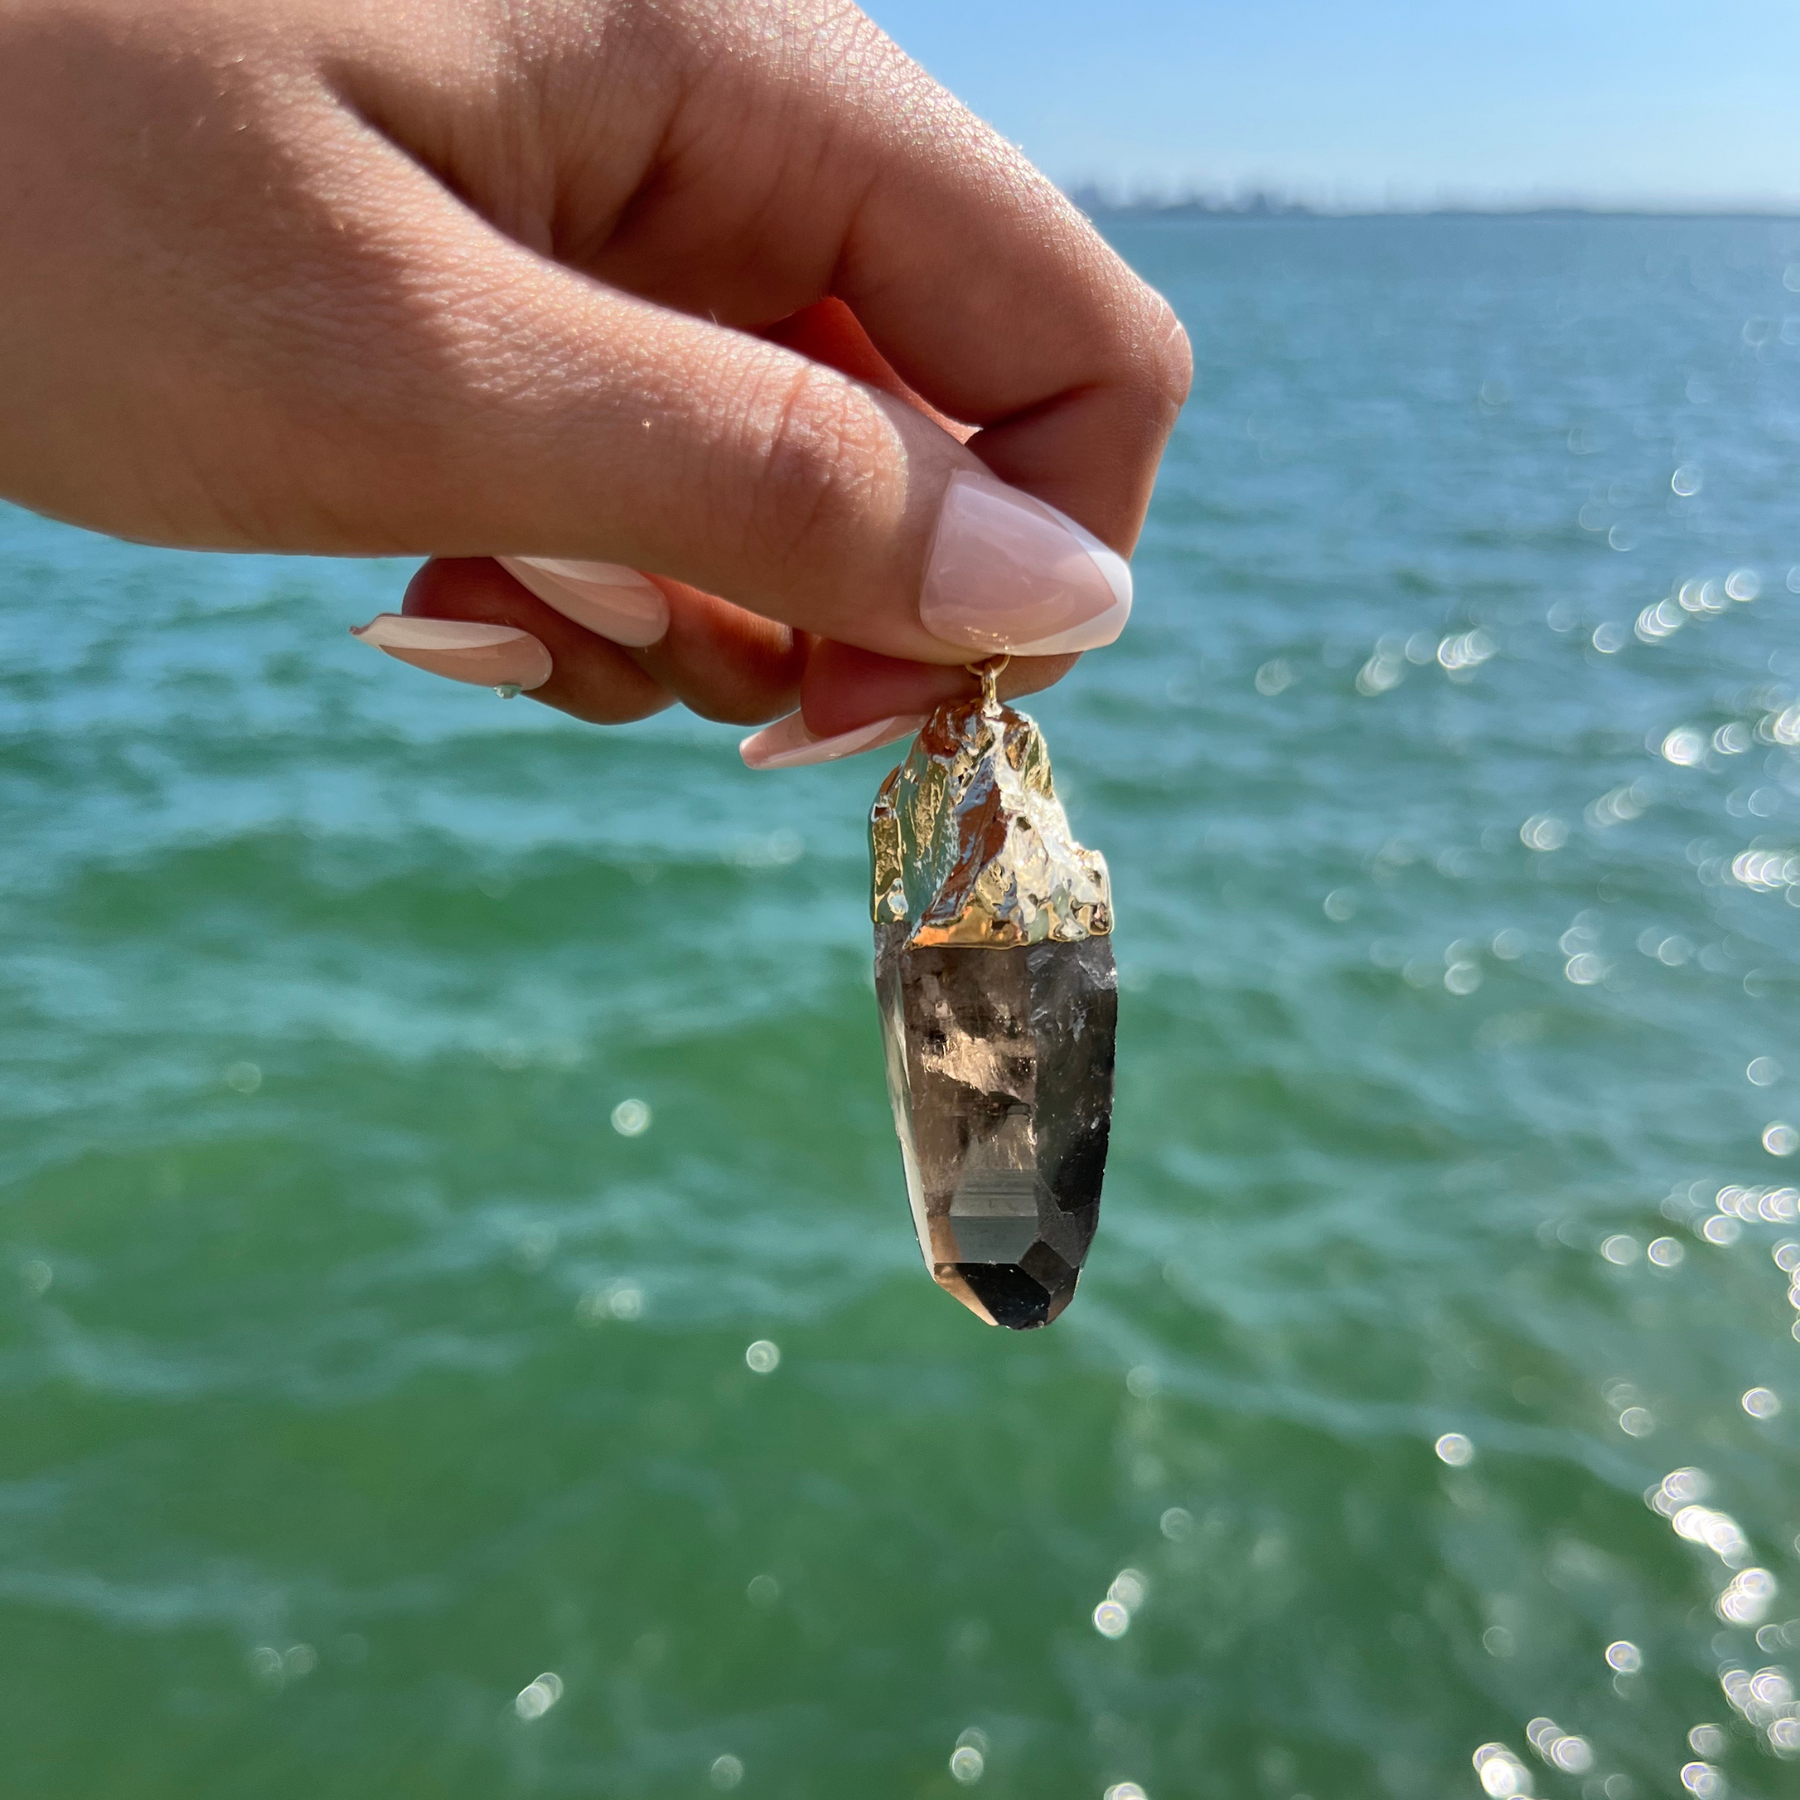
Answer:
0;0;1189;762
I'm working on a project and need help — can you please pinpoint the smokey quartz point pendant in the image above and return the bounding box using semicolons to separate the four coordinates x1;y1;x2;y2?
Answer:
870;665;1116;1329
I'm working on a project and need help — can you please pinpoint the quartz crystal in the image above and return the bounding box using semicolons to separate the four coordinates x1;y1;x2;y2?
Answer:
870;683;1116;1328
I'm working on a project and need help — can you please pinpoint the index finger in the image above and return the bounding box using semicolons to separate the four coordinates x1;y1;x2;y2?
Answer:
587;3;1191;552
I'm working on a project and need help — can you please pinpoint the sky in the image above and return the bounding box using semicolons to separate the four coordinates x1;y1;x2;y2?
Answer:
861;0;1800;210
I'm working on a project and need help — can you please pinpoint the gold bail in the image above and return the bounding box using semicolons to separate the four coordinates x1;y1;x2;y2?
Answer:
965;654;1010;716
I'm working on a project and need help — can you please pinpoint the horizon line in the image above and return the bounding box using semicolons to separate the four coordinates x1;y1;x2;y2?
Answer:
1064;185;1800;223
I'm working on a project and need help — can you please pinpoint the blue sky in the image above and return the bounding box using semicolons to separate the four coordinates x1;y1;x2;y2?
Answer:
862;1;1800;208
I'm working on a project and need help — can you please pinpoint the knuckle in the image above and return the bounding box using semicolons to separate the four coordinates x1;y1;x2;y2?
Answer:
1116;291;1192;427
738;360;892;568
1145;298;1195;412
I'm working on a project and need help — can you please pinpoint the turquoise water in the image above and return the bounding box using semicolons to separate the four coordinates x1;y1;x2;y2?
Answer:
5;215;1800;1798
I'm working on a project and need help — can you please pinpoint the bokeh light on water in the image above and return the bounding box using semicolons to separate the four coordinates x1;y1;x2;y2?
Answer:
3;214;1800;1794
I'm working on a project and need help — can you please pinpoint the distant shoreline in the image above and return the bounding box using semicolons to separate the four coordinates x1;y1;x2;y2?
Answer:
1068;189;1800;223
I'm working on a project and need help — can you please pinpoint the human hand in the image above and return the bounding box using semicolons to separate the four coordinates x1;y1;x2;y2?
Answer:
0;0;1189;763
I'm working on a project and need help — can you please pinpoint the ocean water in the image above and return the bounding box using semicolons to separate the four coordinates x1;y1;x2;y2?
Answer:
4;214;1800;1799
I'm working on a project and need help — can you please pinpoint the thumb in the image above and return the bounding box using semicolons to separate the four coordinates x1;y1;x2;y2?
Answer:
281;181;1133;667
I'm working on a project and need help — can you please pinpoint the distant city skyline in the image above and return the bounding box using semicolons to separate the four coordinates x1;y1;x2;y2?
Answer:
862;0;1800;211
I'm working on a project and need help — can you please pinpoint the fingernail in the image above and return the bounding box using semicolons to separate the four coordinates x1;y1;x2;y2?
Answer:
350;614;552;690
498;557;670;648
739;712;925;771
920;469;1132;656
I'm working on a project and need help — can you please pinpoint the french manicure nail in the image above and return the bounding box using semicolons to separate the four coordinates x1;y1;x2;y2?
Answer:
919;469;1132;657
740;712;926;771
350;614;552;690
498;557;670;648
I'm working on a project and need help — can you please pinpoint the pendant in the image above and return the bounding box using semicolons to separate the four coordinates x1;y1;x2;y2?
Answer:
869;658;1116;1329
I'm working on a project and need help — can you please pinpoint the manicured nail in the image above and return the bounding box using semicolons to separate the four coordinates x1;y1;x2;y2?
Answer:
919;469;1132;657
740;712;926;771
498;557;670;648
350;614;552;690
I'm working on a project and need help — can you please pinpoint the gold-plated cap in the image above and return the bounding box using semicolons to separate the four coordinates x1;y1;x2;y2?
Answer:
868;666;1111;948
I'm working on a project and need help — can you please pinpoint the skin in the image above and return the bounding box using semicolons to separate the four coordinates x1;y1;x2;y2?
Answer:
0;0;1190;733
